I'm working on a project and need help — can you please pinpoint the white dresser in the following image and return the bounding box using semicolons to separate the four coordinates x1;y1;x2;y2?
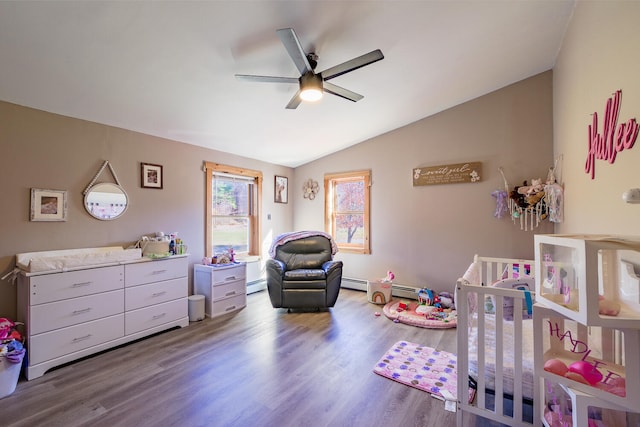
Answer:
194;263;247;318
17;255;189;380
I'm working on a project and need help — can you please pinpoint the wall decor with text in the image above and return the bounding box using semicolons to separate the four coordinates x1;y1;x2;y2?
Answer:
413;162;481;186
585;90;639;179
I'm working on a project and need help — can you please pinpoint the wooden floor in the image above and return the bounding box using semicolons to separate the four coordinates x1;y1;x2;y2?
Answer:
1;289;460;427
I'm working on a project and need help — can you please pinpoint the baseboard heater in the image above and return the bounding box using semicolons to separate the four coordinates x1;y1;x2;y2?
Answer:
247;279;266;295
341;277;419;300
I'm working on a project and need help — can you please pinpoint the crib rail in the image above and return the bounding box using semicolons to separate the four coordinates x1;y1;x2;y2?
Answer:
473;255;534;283
457;280;538;427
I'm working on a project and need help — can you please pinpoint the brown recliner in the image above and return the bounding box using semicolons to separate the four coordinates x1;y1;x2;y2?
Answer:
266;233;342;309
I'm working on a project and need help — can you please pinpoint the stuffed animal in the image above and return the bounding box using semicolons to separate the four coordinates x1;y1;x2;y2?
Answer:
525;191;545;206
517;178;545;196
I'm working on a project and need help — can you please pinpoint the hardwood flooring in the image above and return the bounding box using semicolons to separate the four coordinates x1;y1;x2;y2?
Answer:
1;289;460;427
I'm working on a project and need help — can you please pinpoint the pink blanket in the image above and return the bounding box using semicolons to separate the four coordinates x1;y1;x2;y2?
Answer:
268;231;338;258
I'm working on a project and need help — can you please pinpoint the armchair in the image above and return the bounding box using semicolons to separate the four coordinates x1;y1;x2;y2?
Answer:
266;232;343;309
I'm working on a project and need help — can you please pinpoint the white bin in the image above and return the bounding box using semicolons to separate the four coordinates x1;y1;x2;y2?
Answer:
0;355;23;399
188;295;205;322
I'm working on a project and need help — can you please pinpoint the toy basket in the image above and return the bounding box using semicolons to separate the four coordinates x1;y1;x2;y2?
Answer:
367;280;392;305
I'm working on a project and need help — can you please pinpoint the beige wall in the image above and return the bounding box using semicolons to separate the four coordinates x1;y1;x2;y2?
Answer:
294;72;554;290
0;102;293;318
553;1;640;235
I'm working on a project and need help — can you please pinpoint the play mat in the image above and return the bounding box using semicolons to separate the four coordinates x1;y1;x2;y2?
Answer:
373;340;473;403
382;300;457;329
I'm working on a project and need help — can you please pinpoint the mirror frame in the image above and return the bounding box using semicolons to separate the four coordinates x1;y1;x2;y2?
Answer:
84;182;129;221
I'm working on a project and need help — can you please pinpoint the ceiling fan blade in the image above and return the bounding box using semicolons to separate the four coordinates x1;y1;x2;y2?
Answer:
285;89;303;109
320;49;384;81
235;74;298;84
276;28;312;76
323;82;364;102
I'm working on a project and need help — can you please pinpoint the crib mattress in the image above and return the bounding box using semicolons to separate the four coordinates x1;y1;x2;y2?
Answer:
468;313;535;400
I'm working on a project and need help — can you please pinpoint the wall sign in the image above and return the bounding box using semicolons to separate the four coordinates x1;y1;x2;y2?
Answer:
413;162;481;186
585;90;639;179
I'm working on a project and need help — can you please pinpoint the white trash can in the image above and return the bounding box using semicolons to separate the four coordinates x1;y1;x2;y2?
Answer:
188;295;205;322
0;353;24;399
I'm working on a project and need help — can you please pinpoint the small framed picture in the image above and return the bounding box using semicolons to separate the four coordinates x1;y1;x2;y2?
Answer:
30;188;68;221
275;175;288;204
141;163;163;189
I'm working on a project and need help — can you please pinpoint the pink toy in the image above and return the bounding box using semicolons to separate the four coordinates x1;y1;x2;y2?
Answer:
598;295;621;316
567;360;603;386
565;371;591;385
543;358;568;376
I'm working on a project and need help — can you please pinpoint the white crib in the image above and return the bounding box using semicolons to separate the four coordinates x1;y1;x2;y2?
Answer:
456;255;538;427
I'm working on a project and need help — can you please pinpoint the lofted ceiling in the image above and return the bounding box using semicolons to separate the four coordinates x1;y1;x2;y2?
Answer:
0;1;575;167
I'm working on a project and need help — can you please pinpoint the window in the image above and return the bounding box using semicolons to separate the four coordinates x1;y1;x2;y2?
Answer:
324;170;371;254
205;162;262;257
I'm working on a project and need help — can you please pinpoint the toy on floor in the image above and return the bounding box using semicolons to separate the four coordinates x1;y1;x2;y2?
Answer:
415;288;455;315
397;301;409;311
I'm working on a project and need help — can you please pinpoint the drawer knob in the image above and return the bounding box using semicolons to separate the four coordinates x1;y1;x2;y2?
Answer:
72;281;92;288
72;308;92;315
225;305;237;312
225;276;237;281
152;270;167;275
225;291;237;297
152;291;167;298
72;334;92;343
152;313;167;320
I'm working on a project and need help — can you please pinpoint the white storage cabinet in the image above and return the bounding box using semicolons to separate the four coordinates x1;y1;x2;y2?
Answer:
194;263;247;318
17;256;189;379
533;234;640;424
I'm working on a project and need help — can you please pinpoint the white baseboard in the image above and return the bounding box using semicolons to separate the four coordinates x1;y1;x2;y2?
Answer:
341;277;419;300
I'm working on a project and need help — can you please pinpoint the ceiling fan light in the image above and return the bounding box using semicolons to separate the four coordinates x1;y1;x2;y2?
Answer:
300;88;323;102
299;73;323;102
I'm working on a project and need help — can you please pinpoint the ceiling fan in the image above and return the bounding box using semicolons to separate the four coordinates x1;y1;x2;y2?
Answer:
235;28;384;109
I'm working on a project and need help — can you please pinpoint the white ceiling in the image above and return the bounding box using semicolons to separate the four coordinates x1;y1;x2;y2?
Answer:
0;1;575;167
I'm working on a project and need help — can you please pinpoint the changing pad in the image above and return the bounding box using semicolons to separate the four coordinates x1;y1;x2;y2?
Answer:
16;246;142;273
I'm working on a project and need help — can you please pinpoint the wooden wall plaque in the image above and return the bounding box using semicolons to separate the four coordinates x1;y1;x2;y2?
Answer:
413;162;482;186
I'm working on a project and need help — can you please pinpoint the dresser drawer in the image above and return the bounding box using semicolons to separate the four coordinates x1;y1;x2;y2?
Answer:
211;265;246;285
212;279;245;302
125;257;187;287
30;289;124;335
209;293;246;317
28;266;124;305
125;278;187;311
125;298;186;335
29;314;124;365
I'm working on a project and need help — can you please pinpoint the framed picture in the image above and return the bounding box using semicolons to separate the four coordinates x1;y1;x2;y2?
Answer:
275;175;288;204
141;163;163;189
30;188;67;221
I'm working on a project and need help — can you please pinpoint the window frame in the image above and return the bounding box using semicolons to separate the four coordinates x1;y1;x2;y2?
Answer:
205;162;262;257
324;170;371;254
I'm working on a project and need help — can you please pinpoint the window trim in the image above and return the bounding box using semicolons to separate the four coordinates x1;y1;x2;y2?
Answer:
204;161;262;257
324;170;371;254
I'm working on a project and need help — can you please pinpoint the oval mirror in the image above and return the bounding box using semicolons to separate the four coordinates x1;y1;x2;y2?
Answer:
84;182;128;220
